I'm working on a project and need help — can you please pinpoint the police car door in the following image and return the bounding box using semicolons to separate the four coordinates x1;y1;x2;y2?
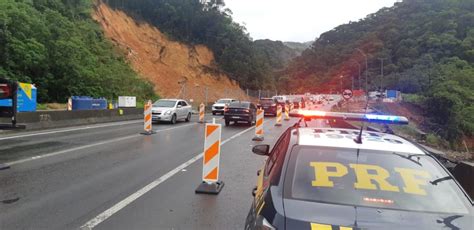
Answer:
255;130;291;215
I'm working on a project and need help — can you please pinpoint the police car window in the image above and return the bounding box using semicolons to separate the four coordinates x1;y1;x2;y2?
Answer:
265;131;290;177
285;146;470;214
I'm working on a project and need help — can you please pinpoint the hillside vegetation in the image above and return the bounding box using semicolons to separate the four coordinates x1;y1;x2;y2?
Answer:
105;0;276;90
283;0;473;143
0;0;155;102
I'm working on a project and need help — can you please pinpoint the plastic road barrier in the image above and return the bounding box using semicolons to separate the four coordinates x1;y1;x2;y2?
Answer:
275;105;282;126
284;104;290;121
199;103;205;123
141;100;155;135
252;109;264;141
195;123;224;194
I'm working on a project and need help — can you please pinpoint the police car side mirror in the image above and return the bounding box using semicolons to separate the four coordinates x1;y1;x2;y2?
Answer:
252;144;270;156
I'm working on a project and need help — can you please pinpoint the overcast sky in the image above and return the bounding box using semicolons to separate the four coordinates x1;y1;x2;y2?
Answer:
225;0;399;42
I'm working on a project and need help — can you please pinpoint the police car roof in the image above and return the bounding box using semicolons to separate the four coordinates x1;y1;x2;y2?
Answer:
296;128;425;155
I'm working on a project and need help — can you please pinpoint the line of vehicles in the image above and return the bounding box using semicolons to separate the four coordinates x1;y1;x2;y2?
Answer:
150;94;338;126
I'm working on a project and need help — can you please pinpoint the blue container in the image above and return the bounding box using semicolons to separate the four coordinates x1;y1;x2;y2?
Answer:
72;96;107;110
0;82;37;112
386;90;398;98
91;98;107;110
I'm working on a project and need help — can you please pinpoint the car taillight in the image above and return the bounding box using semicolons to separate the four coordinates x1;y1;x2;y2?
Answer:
244;109;250;113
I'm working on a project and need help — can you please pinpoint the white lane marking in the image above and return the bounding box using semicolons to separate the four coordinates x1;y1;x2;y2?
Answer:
4;123;197;167
80;121;267;230
0;120;142;141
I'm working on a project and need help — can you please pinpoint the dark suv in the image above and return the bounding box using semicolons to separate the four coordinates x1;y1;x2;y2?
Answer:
224;101;257;126
257;98;278;116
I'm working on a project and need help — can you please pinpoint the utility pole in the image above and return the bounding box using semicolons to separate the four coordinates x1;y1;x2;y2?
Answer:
356;48;368;93
351;75;354;91
339;75;343;93
378;58;386;92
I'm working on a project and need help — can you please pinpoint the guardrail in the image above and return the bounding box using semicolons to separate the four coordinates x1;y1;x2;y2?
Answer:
0;108;143;131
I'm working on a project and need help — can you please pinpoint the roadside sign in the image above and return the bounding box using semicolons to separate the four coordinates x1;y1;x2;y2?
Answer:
342;89;353;100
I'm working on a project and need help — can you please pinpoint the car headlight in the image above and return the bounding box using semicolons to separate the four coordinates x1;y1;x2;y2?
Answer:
164;110;173;115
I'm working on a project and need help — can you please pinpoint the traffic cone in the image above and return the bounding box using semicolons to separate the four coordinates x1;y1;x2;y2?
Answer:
195;123;224;194
275;105;282;126
141;100;156;135
67;97;72;111
252;109;264;141
284;104;290;121
198;103;205;123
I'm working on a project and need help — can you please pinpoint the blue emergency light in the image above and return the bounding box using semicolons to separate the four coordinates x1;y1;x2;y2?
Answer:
290;110;409;125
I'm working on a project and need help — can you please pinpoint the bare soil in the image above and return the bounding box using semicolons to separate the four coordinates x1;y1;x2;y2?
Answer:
93;3;245;103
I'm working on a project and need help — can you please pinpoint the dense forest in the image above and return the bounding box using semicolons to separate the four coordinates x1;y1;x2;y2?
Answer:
0;0;155;102
105;0;281;90
282;0;473;142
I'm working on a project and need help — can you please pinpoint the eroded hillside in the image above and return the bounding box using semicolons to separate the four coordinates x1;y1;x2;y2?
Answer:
93;3;245;102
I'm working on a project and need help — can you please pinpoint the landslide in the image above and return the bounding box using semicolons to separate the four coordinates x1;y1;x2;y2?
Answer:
93;3;244;102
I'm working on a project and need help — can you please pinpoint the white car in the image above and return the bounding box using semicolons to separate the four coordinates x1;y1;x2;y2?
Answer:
151;99;192;124
212;98;237;115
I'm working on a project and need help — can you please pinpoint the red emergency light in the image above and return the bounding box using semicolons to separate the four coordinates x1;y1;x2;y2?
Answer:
0;84;11;99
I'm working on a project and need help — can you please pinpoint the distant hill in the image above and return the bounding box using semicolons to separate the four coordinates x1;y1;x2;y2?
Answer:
282;0;474;142
283;41;312;54
254;39;299;71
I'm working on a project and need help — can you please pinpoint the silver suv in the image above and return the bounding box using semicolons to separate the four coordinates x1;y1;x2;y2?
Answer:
212;98;237;115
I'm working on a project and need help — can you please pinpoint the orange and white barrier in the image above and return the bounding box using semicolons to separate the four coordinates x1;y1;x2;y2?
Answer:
199;103;205;123
284;104;290;121
141;100;155;135
252;109;264;141
195;123;224;194
275;105;282;126
67;97;72;111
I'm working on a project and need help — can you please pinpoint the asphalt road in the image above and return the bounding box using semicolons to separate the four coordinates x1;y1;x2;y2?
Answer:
0;102;336;230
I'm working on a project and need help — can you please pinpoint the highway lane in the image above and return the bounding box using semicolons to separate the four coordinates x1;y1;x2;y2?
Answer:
0;114;229;229
0;102;336;230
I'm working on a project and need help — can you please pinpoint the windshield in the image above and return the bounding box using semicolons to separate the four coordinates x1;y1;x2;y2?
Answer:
285;146;471;214
260;99;275;104
229;101;250;108
153;100;176;108
216;99;232;104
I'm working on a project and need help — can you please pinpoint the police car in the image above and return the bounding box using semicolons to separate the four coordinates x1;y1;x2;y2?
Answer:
245;111;473;230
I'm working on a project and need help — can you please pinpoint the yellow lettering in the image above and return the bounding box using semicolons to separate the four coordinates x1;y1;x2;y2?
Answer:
395;168;430;195
310;223;332;230
310;162;348;187
350;164;399;192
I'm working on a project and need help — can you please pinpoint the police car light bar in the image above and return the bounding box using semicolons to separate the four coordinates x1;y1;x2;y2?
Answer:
290;110;409;125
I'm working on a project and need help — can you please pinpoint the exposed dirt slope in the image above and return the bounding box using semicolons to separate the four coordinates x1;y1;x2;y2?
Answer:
93;3;245;102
